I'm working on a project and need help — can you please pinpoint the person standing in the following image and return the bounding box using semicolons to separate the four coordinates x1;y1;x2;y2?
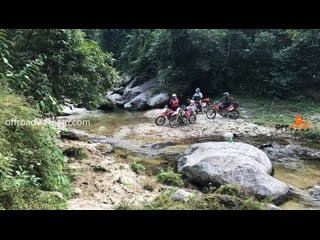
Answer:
169;93;179;110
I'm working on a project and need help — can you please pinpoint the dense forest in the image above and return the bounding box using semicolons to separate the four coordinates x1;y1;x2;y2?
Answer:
1;29;320;209
95;29;320;100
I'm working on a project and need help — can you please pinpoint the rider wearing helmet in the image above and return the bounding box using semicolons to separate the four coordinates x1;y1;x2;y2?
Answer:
220;92;232;112
169;93;179;111
192;88;203;111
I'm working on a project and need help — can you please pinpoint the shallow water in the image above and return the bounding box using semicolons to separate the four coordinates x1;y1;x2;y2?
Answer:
76;110;151;136
69;109;320;209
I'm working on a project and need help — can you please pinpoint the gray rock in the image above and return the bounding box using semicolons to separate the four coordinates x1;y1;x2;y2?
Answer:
143;141;176;150
123;79;158;104
107;93;122;105
123;86;143;104
124;92;148;111
147;93;170;108
308;186;320;200
178;142;289;202
171;189;191;202
60;129;89;141
266;203;281;210
74;187;82;196
289;185;320;209
261;143;320;170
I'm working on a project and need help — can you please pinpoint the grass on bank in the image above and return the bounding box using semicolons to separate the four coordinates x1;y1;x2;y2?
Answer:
237;96;320;141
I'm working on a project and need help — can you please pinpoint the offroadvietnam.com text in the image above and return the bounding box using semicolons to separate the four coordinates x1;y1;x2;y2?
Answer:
4;119;91;127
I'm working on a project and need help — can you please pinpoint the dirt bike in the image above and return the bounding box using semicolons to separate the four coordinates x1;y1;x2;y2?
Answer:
155;105;175;126
169;107;196;128
206;100;240;119
183;105;197;124
187;98;211;113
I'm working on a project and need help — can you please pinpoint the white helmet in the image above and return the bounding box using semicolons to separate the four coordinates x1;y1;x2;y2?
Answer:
223;92;229;96
196;88;200;92
172;93;177;97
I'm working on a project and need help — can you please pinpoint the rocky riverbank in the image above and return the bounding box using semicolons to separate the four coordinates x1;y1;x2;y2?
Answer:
56;108;320;210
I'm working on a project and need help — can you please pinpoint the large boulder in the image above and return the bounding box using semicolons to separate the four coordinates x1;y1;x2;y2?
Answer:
107;93;122;105
124;92;148;111
123;79;158;104
177;142;289;202
147;93;169;108
122;86;143;103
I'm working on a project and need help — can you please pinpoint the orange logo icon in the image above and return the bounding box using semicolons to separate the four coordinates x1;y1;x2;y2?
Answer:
289;114;311;130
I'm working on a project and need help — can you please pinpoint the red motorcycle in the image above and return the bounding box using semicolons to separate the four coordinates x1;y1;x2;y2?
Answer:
155;105;175;126
169;106;196;128
187;97;211;113
206;100;240;119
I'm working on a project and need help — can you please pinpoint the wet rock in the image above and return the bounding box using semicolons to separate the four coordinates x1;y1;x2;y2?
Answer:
308;186;320;200
171;189;191;202
60;129;89;141
261;143;320;169
178;142;289;202
143;141;176;150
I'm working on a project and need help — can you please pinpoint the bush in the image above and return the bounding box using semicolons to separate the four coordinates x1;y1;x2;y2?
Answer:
240;197;266;210
156;168;184;187
0;91;70;209
215;184;242;197
130;162;145;174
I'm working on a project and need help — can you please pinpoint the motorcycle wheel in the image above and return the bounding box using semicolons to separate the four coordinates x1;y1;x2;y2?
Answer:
229;110;240;119
155;116;166;126
206;108;216;119
189;114;197;124
169;116;179;128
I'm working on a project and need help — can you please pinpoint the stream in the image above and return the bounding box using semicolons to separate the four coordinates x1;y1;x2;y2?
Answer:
60;109;320;210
